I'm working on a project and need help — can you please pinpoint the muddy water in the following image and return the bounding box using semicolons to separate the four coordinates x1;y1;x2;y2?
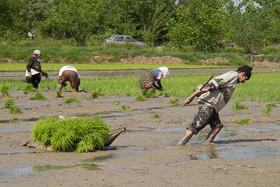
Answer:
0;96;280;186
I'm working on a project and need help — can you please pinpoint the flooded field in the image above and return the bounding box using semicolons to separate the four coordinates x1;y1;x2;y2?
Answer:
0;91;280;186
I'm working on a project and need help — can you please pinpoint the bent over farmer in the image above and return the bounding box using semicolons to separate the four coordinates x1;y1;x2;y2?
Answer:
25;49;48;89
177;65;253;145
139;66;169;94
56;66;80;96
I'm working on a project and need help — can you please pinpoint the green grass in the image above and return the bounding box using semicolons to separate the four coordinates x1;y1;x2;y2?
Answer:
64;97;79;104
232;100;248;112
32;117;110;152
3;98;22;114
0;39;250;67
30;92;46;100
135;95;145;101
262;103;277;115
121;104;131;111
234;118;250;125
151;113;160;119
169;98;180;107
1;72;280;102
1;84;9;97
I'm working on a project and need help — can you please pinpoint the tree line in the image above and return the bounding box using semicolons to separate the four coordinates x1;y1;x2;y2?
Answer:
0;0;279;53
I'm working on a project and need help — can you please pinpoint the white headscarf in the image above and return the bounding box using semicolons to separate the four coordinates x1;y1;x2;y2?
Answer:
158;66;169;78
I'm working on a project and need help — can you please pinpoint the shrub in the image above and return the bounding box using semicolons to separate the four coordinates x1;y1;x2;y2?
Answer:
32;117;110;152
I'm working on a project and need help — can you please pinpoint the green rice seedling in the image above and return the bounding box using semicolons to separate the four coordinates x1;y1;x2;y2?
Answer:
4;98;15;109
1;84;9;97
32;117;109;152
232;101;248;112
23;84;36;94
234;118;250;125
136;95;145;101
151;113;160;119
51;129;76;151
262;103;276;115
32;117;59;145
112;100;120;105
121;104;131;111
91;88;103;99
30;92;46;100
56;90;63;98
169;98;180;107
142;89;156;98
64;97;79;104
9;105;22;114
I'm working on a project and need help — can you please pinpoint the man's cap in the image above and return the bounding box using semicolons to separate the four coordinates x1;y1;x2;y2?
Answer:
33;49;41;55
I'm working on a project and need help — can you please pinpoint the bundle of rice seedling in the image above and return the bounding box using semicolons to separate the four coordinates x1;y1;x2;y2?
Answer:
32;117;110;152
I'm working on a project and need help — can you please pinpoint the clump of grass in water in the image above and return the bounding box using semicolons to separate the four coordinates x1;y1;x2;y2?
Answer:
4;98;15;109
9;105;22;114
136;95;145;101
3;99;22;114
112;100;120;105
121;104;130;111
23;84;36;94
30;92;46;100
64;97;79;104
32;117;110;152
232;101;248;112
142;89;156;98
1;84;9;97
262;103;276;115
169;98;180;107
234;118;250;125
151;113;160;119
91;88;103;99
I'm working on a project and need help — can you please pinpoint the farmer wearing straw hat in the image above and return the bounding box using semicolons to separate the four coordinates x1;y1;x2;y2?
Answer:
25;49;48;89
56;66;80;97
139;66;170;95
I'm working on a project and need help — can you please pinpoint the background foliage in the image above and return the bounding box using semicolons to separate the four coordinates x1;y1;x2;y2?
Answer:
1;0;280;52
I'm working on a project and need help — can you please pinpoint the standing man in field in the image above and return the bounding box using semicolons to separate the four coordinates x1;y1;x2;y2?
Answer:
177;65;253;145
56;65;80;97
139;66;170;95
25;49;48;89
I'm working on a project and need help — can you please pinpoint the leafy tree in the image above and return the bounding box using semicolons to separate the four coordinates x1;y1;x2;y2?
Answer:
169;0;226;51
42;0;105;45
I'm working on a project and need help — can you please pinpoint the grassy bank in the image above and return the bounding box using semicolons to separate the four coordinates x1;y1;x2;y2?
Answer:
1;72;279;102
0;39;249;65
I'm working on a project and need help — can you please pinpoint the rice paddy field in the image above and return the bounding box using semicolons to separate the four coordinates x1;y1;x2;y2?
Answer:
0;68;280;187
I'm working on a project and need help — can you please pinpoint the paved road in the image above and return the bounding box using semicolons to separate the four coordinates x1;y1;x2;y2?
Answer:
0;67;278;80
